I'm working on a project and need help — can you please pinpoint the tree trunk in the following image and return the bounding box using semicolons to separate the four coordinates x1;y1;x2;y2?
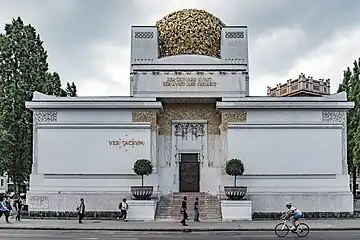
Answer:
352;166;357;196
234;175;237;187
141;175;144;187
15;182;20;195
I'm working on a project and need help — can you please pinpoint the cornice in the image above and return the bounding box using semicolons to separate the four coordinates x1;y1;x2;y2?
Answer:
216;101;354;110
25;101;163;110
36;122;151;129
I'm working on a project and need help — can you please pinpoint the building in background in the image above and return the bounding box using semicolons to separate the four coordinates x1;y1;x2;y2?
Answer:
0;175;7;195
267;73;331;97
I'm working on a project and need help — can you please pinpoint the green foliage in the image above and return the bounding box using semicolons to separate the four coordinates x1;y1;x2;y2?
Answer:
60;81;77;97
225;158;244;187
0;17;79;192
337;58;360;167
133;159;153;186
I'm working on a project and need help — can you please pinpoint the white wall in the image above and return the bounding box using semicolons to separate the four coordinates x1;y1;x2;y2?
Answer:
56;110;132;123
133;72;246;98
247;110;322;124
37;126;151;175
227;125;343;175
0;176;7;194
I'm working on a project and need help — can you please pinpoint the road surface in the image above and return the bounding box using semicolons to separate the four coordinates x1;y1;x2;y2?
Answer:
1;230;360;239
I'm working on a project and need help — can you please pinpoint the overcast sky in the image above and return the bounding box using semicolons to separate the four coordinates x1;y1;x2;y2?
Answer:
1;0;360;96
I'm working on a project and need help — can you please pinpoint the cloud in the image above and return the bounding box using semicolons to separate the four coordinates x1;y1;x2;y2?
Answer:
79;41;130;96
252;25;360;96
1;0;360;97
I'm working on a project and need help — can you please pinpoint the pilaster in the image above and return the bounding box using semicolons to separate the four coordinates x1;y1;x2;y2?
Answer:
322;111;348;174
132;111;158;170
219;111;247;173
32;112;58;174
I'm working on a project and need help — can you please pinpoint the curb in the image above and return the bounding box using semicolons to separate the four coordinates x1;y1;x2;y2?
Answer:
1;227;360;232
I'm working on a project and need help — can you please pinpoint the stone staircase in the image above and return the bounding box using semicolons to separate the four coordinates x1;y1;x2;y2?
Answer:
155;192;222;221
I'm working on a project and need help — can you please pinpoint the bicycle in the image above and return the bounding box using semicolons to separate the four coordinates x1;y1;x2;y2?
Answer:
274;218;310;237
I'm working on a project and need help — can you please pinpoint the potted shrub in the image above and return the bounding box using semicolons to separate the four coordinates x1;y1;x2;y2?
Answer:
130;159;154;200
224;158;247;200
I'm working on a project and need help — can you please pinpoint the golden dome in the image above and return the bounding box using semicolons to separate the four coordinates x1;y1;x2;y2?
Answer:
156;9;225;59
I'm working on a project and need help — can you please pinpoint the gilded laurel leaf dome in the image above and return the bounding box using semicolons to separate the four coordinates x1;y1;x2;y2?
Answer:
156;9;225;59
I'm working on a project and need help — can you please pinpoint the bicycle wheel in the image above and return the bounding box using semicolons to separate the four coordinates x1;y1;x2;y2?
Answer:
274;223;289;237
296;223;310;237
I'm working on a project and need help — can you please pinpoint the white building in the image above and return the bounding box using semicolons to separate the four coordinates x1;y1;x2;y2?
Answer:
0;175;7;195
25;9;354;218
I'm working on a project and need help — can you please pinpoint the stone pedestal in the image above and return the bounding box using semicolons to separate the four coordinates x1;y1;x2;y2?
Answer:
127;200;156;221
221;200;252;221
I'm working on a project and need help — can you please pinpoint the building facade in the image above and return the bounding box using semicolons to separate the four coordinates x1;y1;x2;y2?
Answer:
25;9;354;215
267;73;331;97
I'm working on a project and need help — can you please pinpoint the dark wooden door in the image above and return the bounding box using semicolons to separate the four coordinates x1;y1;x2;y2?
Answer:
179;153;200;192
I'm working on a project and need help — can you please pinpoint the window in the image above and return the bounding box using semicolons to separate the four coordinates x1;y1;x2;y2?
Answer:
0;179;3;186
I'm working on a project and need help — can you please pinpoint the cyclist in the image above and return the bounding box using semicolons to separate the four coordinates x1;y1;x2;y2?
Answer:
282;202;302;231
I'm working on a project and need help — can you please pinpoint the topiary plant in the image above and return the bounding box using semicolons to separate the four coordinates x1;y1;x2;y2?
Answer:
133;159;153;186
225;158;244;187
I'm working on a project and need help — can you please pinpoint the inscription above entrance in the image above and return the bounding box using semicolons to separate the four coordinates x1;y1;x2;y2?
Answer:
179;153;200;192
162;77;217;87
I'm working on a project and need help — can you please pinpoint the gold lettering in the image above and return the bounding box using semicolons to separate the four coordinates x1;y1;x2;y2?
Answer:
162;76;217;87
108;138;146;148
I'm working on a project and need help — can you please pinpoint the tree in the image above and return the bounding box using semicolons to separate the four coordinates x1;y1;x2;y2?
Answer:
65;81;77;97
133;159;153;187
0;17;77;193
225;158;244;187
337;58;360;196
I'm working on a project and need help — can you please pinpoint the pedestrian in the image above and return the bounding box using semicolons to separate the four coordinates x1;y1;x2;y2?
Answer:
180;196;188;226
0;196;10;223
76;198;85;224
13;195;23;221
194;197;200;222
117;198;128;222
5;197;12;219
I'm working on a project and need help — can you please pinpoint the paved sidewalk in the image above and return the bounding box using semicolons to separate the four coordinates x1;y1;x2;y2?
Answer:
0;219;360;231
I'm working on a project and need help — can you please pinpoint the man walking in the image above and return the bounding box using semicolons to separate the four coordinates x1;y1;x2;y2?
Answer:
13;196;23;221
180;196;188;226
0;196;10;223
117;198;128;222
194;197;200;222
76;198;85;224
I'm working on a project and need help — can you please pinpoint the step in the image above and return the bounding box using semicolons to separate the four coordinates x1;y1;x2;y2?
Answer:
155;193;222;221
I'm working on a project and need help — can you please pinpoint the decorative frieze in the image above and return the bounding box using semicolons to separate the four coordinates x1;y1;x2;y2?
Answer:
134;31;154;38
132;111;157;131
158;103;220;135
322;111;346;124
33;112;57;123
225;31;244;38
220;111;247;131
174;123;205;138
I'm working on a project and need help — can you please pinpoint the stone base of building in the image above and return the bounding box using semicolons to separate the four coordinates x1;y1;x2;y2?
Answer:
221;200;252;221
247;192;354;213
26;191;157;221
22;210;360;220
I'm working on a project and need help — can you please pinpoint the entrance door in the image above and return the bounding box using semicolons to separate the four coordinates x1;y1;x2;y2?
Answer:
179;153;200;192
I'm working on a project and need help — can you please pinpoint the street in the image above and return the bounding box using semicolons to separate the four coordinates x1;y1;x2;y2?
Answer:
1;230;360;240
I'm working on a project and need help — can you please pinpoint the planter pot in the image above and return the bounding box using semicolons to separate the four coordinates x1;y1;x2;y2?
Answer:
130;186;154;200
224;186;247;200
